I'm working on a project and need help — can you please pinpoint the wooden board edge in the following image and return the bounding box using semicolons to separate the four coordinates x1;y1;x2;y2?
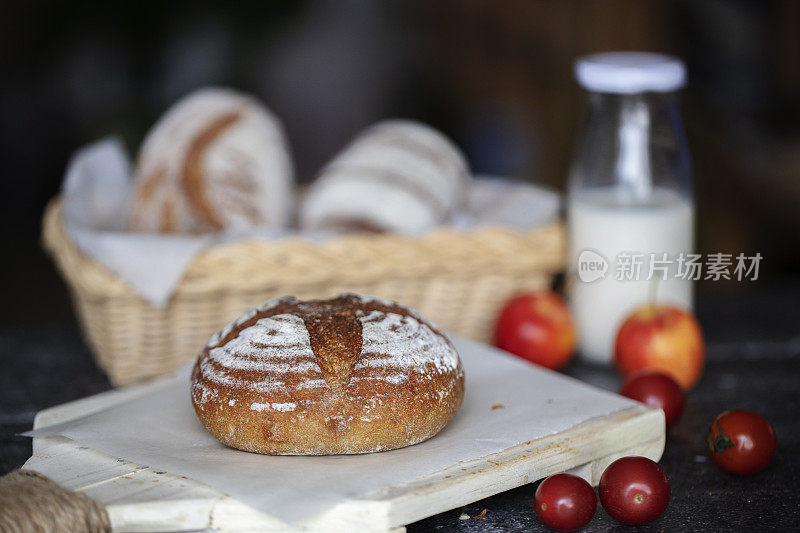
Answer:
378;406;665;527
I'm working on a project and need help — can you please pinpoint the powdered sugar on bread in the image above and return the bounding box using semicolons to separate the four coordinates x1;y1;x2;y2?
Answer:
197;305;458;397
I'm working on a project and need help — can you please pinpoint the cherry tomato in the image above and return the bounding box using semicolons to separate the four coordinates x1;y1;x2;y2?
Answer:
494;292;576;370
598;456;670;525
706;410;776;475
620;371;684;427
534;473;597;532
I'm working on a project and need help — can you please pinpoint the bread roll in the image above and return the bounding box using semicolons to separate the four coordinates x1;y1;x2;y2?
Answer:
300;120;469;233
127;87;293;233
191;294;465;455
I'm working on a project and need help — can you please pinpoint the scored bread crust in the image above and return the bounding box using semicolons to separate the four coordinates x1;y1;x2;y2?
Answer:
127;87;293;234
191;294;465;455
299;120;469;234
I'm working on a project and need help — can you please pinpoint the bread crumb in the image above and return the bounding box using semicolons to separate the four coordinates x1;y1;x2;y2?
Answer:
491;403;505;410
458;513;470;520
474;509;488;519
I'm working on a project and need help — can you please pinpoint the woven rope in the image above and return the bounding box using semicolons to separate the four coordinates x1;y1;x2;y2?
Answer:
0;469;109;533
42;199;565;384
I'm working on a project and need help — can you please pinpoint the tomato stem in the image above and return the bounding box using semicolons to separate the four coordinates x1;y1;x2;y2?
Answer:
707;421;735;453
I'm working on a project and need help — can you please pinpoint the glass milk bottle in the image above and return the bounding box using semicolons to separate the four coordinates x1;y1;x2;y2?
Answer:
568;52;694;365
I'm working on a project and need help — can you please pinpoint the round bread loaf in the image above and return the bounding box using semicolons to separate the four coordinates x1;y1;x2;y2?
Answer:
299;120;469;234
191;294;465;455
127;87;293;234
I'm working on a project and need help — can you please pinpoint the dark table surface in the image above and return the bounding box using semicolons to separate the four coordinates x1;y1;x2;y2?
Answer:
2;282;799;532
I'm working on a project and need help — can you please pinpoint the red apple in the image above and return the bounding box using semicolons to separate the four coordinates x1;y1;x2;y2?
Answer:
615;306;704;389
494;292;576;369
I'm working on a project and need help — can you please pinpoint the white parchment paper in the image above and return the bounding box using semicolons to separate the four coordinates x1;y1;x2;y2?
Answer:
60;138;560;307
29;336;634;525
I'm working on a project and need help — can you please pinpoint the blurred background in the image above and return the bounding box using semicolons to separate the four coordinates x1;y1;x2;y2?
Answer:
2;0;799;327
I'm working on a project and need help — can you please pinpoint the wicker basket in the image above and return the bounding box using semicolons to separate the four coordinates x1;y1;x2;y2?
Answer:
43;199;565;385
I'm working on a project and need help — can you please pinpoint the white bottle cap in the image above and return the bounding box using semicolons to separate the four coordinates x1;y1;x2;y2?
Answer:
574;52;687;94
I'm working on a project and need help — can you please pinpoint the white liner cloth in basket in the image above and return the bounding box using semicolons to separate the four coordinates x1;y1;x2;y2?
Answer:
60;137;560;307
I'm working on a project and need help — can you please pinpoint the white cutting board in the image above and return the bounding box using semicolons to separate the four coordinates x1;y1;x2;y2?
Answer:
25;349;665;533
